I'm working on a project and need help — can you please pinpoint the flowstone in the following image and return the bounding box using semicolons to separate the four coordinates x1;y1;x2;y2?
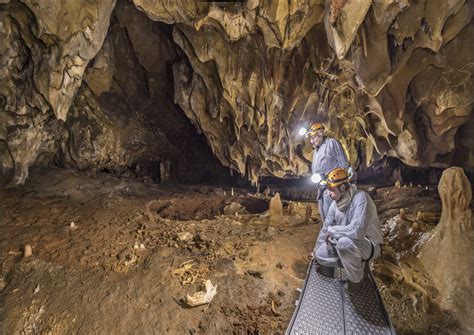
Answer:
420;167;473;332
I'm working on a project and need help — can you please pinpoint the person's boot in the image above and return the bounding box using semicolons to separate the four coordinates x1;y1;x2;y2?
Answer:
344;263;369;294
344;280;362;294
316;265;335;278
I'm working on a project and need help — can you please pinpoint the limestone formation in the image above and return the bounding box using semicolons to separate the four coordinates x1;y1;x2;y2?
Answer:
0;0;116;186
139;0;474;182
23;244;32;258
269;192;283;219
420;167;473;332
1;0;473;187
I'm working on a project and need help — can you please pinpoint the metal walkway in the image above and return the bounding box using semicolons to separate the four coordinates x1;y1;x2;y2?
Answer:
286;261;395;335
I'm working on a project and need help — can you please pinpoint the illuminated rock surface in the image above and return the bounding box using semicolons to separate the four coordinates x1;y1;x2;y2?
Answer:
0;2;473;332
1;0;473;187
421;167;473;332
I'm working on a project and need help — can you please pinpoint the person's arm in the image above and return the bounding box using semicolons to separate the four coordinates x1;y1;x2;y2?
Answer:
329;139;349;169
327;193;369;240
315;202;336;250
311;148;319;175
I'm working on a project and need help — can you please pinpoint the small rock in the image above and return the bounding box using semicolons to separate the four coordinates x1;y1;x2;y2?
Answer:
223;202;245;216
33;284;40;295
70;221;77;229
177;232;193;241
247;270;263;279
264;186;271;197
117;249;138;267
288;201;295;215
23;244;32;258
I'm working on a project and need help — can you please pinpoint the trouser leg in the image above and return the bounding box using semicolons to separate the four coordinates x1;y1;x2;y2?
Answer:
322;190;333;221
317;192;325;222
335;237;379;283
317;189;333;222
315;241;339;268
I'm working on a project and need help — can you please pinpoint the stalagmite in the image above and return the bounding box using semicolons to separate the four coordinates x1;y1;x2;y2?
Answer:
23;244;32;258
268;193;283;220
420;167;473;332
399;208;407;220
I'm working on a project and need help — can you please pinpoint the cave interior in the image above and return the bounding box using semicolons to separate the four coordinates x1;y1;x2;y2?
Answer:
0;0;473;334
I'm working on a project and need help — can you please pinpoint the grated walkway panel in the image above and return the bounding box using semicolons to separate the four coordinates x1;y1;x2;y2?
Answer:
286;261;395;335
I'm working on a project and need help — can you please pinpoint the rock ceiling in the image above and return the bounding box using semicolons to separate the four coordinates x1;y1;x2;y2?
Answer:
1;0;473;186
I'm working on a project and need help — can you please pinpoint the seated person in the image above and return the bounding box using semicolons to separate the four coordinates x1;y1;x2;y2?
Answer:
313;167;383;293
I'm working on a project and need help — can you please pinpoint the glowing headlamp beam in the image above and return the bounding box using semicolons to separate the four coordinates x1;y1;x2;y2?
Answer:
311;173;322;184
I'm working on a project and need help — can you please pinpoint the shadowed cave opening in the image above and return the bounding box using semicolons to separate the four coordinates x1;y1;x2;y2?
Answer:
47;10;247;188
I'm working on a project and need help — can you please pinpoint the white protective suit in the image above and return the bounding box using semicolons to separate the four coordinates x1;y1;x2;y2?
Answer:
314;186;383;283
311;137;349;221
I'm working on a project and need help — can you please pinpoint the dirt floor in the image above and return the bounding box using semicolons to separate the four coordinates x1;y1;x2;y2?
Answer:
0;167;467;334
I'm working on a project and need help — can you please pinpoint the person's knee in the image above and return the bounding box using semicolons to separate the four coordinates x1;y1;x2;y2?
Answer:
335;236;354;253
314;245;326;260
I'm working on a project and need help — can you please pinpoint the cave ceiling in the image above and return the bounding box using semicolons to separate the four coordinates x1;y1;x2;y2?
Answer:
0;0;473;186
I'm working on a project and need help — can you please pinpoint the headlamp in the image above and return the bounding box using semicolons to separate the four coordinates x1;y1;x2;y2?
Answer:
298;127;307;136
311;173;322;184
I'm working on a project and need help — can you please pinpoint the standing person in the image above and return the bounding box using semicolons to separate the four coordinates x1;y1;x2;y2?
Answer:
314;167;383;293
306;123;350;221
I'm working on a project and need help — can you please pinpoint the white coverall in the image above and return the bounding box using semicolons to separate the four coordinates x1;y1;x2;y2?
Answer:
314;188;383;283
311;138;349;221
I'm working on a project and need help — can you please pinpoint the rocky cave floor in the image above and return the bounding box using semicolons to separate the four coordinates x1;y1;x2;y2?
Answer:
0;167;466;334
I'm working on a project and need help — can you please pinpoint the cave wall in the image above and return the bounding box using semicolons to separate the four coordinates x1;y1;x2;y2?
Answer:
136;0;474;183
0;0;115;186
57;1;229;184
1;0;473;187
0;0;234;186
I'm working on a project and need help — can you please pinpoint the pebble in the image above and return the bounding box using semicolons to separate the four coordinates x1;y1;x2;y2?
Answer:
24;244;32;258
